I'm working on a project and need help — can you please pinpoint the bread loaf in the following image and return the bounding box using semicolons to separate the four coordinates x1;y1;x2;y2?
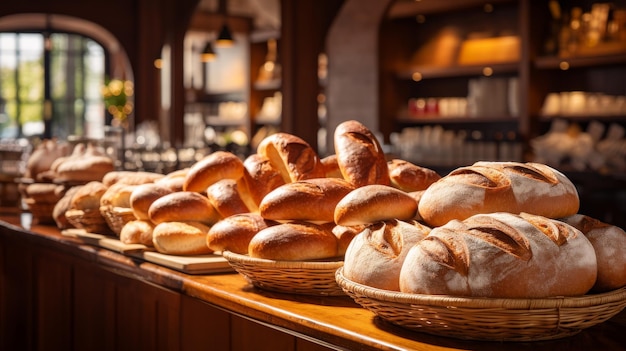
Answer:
332;224;364;256
334;184;418;226
343;220;430;291
69;181;108;211
248;221;338;261
387;159;441;192
183;151;244;192
55;143;114;182
418;161;580;227
120;219;155;247
206;179;251;218
207;213;277;254
399;212;597;298
240;153;286;209
560;214;626;292
155;168;188;192
257;132;325;183
24;139;70;181
129;183;174;220
320;154;344;179
102;171;164;186
260;178;355;223
53;186;81;229
148;191;220;225
152;221;213;255
333;120;390;187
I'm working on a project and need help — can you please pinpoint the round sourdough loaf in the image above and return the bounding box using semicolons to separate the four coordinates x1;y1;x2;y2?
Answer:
259;177;355;223
129;183;174;220
334;184;418;226
418;161;580;227
248;221;338;261
207;213;277;254
342;220;430;291
152;221;213;255
148;191;220;225
399;212;597;298
183;151;244;192
257;132;325;183
333;120;390;187
387;159;441;192
560;214;626;292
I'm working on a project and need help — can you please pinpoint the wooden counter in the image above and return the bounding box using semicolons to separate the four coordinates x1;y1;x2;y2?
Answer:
1;213;625;351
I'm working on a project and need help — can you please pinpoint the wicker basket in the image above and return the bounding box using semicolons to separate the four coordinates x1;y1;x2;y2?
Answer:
100;206;136;235
222;251;345;296
23;198;56;224
335;267;626;342
65;208;113;235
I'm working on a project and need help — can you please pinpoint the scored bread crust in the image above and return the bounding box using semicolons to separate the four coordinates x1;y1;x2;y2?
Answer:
334;184;418;226
333;120;390;187
342;219;430;291
399;212;597;298
206;179;251;218
257;132;325;183
259;177;355;223
240;153;286;209
418;161;580;227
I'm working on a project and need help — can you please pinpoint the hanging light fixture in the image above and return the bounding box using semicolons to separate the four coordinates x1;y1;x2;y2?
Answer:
215;0;234;47
201;41;216;62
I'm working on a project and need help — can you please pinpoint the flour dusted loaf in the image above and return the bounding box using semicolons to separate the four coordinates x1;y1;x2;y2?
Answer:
418;161;580;227
333;120;390;187
343;220;430;291
399;212;597;298
560;214;626;292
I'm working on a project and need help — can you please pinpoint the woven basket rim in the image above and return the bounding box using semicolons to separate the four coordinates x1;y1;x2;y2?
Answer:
223;250;343;270
335;267;626;309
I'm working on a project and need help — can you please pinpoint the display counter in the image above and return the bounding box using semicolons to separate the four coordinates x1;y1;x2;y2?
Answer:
1;213;625;351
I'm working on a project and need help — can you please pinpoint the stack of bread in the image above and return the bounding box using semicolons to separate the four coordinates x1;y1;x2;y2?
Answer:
19;139;71;224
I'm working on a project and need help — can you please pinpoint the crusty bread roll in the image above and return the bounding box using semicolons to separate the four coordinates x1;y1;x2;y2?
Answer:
120;219;155;247
333;120;390;187
155;168;188;192
334;184;418;226
53;186;81;229
387;159;441;192
418;161;580;227
69;181;108;211
399;212;597;298
407;190;425;222
102;171;164;186
207;213;277;254
248;221;338;261
100;183;137;208
129;183;174;220
320;154;344;179
343;220;430;291
206;179;251;218
183;151;244;193
332;224;364;256
148;191;220;225
55;143;114;182
560;214;626;292
257;132;325;183
240;153;286;208
152;221;213;255
260;178;355;223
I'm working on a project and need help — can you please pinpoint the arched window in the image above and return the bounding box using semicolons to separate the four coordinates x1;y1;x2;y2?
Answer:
0;31;106;139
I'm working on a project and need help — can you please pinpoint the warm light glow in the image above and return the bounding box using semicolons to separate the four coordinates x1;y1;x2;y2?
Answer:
482;67;493;76
201;42;217;62
559;61;570;70
215;24;234;47
154;58;162;69
412;72;423;81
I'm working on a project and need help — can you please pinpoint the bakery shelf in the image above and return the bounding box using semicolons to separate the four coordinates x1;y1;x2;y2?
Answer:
535;53;626;70
395;62;519;80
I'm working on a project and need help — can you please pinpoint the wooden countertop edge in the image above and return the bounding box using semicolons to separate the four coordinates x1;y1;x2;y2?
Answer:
2;215;625;351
